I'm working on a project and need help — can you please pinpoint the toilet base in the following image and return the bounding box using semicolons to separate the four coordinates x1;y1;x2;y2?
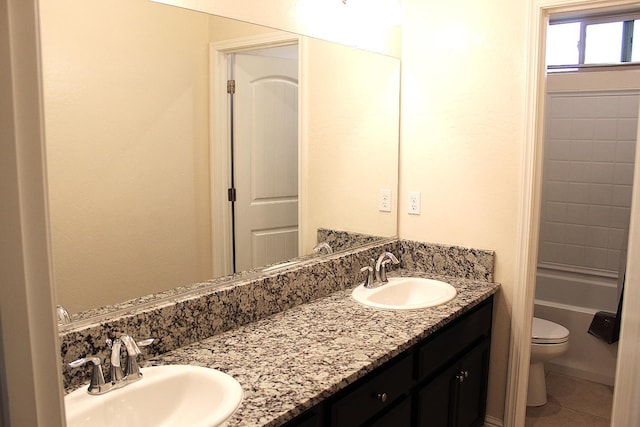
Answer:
527;362;547;406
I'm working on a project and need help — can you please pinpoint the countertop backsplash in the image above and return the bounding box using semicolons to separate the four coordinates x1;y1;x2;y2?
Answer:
398;239;495;282
316;228;384;253
59;238;495;393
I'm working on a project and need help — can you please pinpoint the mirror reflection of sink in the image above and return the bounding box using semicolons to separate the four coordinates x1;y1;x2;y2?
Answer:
352;277;457;310
64;365;243;427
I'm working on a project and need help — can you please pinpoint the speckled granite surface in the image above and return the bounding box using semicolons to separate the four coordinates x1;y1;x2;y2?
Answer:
60;239;400;391
317;228;384;253
63;232;385;326
60;238;496;397
145;270;499;426
399;239;495;282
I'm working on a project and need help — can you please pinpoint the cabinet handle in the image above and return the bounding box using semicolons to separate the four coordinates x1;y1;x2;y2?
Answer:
456;371;469;383
376;392;388;403
456;370;470;383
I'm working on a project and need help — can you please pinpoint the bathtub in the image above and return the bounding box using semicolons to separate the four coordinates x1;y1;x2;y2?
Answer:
534;266;620;386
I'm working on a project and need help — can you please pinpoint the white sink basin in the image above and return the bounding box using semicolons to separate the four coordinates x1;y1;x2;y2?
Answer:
352;277;457;310
65;365;243;427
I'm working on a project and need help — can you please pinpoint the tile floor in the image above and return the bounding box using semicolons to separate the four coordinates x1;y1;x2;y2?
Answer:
525;372;613;427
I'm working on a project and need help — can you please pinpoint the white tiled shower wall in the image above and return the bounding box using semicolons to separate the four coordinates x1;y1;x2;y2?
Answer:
535;90;637;385
540;91;638;273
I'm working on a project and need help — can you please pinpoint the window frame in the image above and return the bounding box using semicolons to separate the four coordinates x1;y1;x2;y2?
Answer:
548;11;640;70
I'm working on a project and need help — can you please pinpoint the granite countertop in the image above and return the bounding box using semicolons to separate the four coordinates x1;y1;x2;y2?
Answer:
145;270;499;427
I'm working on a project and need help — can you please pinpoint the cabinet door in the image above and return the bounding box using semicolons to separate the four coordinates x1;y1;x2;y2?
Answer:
416;362;458;426
417;301;493;383
454;339;490;427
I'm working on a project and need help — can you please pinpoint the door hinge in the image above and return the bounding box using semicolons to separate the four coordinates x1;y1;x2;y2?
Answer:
227;79;236;94
228;188;237;202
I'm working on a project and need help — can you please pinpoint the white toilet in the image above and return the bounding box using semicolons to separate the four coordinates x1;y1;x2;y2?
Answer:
527;317;570;406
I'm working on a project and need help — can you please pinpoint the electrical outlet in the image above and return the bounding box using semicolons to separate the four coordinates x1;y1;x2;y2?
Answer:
379;189;392;212
408;191;421;215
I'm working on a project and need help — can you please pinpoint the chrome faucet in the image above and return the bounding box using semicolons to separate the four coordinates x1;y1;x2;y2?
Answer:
56;305;71;325
360;252;400;289
69;335;154;395
374;251;400;283
313;242;333;255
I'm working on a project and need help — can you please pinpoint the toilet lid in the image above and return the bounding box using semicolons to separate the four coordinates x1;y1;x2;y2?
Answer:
532;317;569;344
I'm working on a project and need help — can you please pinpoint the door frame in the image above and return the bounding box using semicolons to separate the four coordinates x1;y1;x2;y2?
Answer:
506;0;640;425
209;32;301;277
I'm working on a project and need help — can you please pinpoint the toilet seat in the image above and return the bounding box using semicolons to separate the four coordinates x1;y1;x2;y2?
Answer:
531;317;569;344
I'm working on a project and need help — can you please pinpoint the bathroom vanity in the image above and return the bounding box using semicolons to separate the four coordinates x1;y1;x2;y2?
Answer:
145;270;497;427
284;296;493;427
59;239;498;427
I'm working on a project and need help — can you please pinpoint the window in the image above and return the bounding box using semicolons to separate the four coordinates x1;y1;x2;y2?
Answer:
546;12;640;71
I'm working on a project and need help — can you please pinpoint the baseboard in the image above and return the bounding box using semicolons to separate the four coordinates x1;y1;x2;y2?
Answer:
484;415;504;427
546;361;615;386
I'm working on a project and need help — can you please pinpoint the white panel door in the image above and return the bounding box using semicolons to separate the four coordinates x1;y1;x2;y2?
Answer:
233;52;298;271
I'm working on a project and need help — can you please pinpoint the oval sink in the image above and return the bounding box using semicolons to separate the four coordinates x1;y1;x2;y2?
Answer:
352;277;457;310
65;365;243;427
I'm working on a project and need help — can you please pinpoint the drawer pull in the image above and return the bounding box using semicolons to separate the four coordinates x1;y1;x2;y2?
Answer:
376;392;388;403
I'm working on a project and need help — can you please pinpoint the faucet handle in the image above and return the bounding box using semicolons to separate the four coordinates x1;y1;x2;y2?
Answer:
137;338;155;348
69;356;110;394
360;265;375;288
69;356;102;369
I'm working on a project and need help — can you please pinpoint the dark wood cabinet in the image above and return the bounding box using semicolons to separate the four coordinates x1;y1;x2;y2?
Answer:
283;296;494;427
416;360;458;426
369;396;411;427
455;340;490;427
331;354;412;427
417;339;490;427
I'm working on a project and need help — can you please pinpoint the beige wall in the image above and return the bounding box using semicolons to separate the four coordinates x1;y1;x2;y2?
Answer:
40;0;212;313
41;3;280;314
301;38;400;253
399;0;529;420
208;14;275;41
152;0;401;57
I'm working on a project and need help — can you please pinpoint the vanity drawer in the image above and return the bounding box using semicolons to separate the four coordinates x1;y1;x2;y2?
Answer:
417;299;493;382
331;354;412;427
369;395;411;427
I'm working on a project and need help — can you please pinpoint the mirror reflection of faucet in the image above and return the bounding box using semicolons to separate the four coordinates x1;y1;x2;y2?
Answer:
69;335;154;395
56;305;71;325
313;242;333;255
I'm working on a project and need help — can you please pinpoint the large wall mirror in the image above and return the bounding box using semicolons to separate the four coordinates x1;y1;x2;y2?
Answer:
40;0;400;321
